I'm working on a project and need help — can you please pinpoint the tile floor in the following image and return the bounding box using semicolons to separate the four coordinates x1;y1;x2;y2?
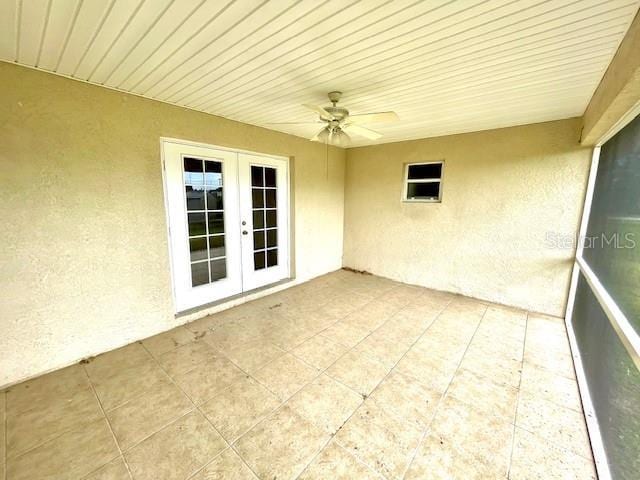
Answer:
1;270;596;479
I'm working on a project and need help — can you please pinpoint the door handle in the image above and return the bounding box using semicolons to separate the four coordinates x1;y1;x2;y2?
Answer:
242;230;248;235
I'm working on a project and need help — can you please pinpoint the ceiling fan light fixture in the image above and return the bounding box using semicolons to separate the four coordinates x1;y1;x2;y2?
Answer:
317;128;330;143
331;128;350;147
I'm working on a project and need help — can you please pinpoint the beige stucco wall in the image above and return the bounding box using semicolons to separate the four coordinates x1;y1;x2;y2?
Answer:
343;119;591;317
0;63;345;387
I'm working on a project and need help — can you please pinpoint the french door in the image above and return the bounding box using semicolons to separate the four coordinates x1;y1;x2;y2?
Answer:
162;139;289;312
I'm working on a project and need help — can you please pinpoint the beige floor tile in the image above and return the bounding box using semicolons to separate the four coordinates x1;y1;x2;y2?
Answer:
157;340;218;377
375;317;424;346
84;343;151;381
458;348;522;388
190;448;257;479
393;349;454;393
509;427;596;480
343;300;400;330
286;374;363;435
173;355;245;404
184;307;248;335
125;410;226;480
234;406;330;480
430;395;513;475
88;358;168;411
291;335;349;370
523;345;576;380
142;326;198;357
321;293;370;318
379;285;423;308
466;330;524;362
405;433;505;480
221;339;286;373
83;456;130;479
352;331;410;369
410;336;467;371
520;362;581;411
6;364;91;415
201;376;280;443
320;321;371;348
516;393;592;458
252;353;320;400
106;377;193;451
7;384;103;458
298;442;380;479
326;350;389;397
7;418;119;480
369;371;442;429
335;400;423;480
203;321;262;352
446;368;519;421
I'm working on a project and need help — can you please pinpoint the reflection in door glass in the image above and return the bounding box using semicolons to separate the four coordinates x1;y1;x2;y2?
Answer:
251;165;278;271
184;157;227;286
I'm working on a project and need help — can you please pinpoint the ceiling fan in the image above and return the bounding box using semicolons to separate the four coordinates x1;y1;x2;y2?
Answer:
274;92;399;146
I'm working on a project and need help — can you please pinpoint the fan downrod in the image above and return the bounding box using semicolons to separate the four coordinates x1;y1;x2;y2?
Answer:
328;91;342;105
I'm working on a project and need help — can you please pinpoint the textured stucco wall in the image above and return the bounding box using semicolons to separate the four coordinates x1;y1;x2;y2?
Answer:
0;63;345;387
343;119;591;317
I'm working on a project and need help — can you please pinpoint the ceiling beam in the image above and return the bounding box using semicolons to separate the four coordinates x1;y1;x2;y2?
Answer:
581;10;640;145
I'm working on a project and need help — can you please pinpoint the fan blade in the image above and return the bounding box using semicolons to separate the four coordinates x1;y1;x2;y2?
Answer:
343;123;382;140
303;104;334;119
347;111;399;124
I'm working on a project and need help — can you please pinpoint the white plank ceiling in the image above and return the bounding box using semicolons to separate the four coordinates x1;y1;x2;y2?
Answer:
1;0;638;146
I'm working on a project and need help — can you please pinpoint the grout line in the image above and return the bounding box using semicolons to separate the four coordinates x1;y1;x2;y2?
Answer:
80;365;134;480
507;310;529;479
400;301;488;479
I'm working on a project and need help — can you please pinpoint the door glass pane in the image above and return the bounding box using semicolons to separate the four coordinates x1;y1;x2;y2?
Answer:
267;248;278;267
190;261;209;287
206;185;223;210
266;210;277;228
252;188;264;208
253;230;265;250
251;166;278;270
187;213;206;236
184;157;204;186
208;235;225;259
254;251;265;270
189;238;207;262
251;165;264;187
266;229;277;248
583;114;640;332
183;157;227;286
185;186;205;210
207;212;224;234
572;275;640;479
210;258;226;281
253;210;264;229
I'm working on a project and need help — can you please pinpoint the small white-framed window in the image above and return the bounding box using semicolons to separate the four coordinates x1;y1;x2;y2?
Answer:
403;161;444;202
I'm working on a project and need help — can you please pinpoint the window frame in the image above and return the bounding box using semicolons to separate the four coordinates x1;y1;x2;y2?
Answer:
402;160;444;203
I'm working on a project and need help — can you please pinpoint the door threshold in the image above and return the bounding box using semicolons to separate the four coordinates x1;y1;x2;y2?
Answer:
175;277;295;319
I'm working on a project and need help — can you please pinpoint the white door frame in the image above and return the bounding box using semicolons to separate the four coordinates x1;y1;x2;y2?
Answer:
160;137;291;313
